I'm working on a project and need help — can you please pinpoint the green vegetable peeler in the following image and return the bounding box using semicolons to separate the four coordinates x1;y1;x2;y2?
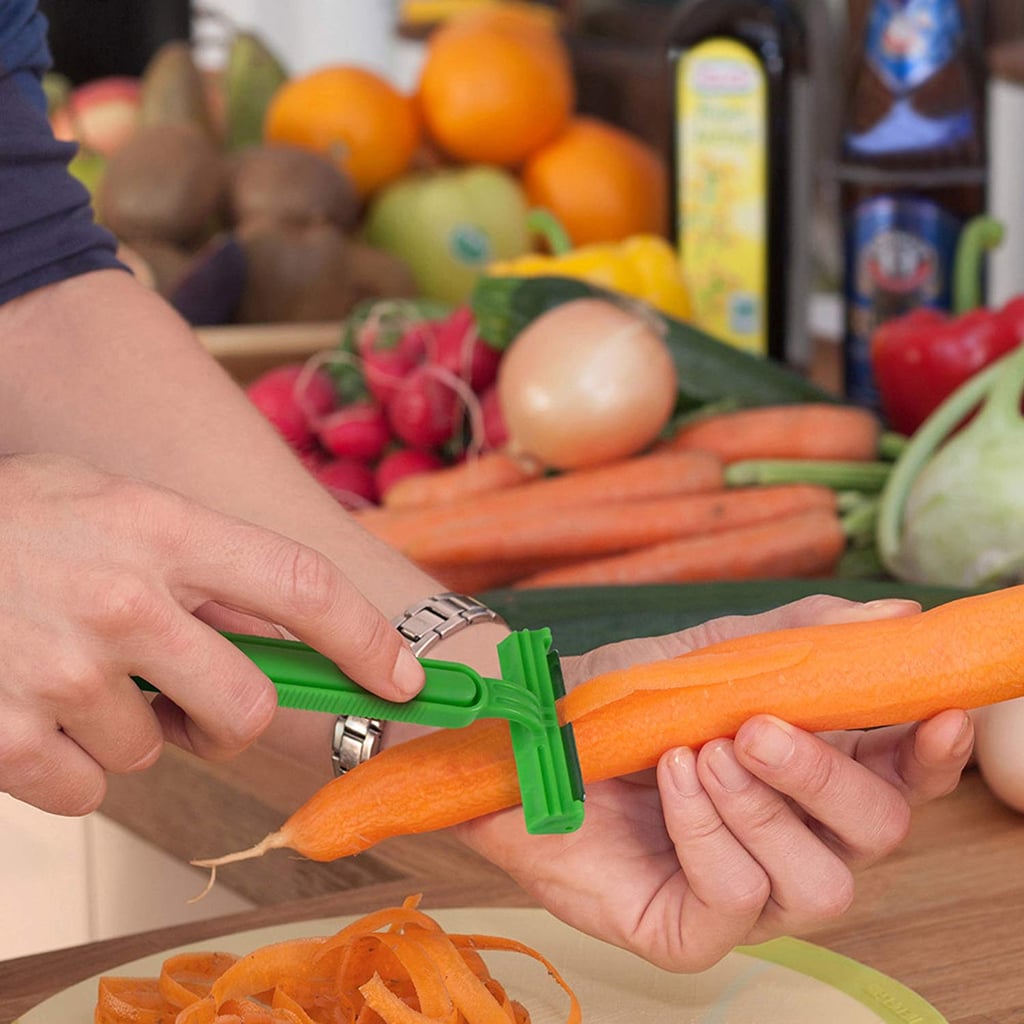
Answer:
134;627;585;835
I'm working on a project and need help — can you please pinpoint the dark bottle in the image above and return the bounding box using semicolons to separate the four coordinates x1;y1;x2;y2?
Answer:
840;0;989;409
39;0;191;84
667;0;812;367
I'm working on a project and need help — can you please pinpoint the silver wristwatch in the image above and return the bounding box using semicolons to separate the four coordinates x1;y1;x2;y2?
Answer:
330;593;505;777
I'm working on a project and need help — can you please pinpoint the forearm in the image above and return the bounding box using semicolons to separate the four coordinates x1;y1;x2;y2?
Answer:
0;270;507;769
0;272;424;606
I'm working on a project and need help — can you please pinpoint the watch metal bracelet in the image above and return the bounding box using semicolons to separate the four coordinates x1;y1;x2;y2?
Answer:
393;592;505;656
330;593;506;777
331;714;383;777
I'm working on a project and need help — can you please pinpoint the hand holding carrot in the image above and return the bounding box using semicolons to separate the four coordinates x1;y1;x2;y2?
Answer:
0;454;423;817
454;596;974;973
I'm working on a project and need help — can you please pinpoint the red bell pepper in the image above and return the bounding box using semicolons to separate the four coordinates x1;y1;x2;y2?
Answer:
870;217;1023;436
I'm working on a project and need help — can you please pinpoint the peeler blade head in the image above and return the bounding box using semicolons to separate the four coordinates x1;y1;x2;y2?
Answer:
497;628;586;835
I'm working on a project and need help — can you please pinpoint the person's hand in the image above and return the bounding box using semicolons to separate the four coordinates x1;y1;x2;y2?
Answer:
456;596;973;972
0;454;423;816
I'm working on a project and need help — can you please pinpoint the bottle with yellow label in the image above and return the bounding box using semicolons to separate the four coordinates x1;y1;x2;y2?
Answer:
668;0;813;366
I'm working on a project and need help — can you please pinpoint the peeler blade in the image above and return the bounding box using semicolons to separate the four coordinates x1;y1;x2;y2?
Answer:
497;628;585;835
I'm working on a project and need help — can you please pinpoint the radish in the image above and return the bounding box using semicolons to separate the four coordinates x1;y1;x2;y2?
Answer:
432;306;502;393
478;384;509;450
315;457;378;509
317;401;391;463
246;364;337;451
386;365;462;450
361;345;417;406
359;320;433;405
375;447;444;501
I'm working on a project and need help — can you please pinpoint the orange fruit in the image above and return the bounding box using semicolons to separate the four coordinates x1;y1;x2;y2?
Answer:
416;13;574;167
521;116;670;246
264;66;421;197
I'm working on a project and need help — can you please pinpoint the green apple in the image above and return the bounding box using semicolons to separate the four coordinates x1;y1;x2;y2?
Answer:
68;148;107;200
363;165;531;305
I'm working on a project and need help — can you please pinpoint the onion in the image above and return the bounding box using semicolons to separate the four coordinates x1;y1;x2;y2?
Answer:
496;298;677;469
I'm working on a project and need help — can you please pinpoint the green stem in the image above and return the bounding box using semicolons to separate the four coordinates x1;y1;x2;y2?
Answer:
953;215;1005;314
878;431;909;462
979;339;1024;427
724;459;892;492
841;498;880;547
526;208;573;256
875;358;1006;574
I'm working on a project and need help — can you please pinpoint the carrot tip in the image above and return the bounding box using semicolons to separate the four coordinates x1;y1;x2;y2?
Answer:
187;864;217;904
190;831;284;874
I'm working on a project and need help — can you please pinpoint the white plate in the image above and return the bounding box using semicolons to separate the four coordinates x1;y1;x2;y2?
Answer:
18;907;948;1024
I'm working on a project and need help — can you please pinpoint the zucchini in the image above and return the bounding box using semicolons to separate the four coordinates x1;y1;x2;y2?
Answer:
482;579;978;656
470;275;837;412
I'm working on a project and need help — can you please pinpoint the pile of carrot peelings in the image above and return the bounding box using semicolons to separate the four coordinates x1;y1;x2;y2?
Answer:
94;896;581;1024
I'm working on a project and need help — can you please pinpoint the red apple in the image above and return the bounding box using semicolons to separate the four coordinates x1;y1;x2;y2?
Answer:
53;77;141;157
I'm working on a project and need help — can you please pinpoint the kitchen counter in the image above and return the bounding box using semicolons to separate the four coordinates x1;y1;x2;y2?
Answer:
5;768;1024;1023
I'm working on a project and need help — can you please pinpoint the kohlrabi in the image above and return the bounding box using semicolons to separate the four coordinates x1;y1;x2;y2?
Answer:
877;341;1024;588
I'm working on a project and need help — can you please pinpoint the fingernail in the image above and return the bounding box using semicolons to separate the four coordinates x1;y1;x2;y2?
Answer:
667;748;702;796
950;715;974;760
861;599;921;616
394;645;425;699
707;743;752;792
744;718;796;769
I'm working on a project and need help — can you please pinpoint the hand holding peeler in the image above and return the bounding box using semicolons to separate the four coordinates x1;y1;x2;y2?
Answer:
134;627;585;835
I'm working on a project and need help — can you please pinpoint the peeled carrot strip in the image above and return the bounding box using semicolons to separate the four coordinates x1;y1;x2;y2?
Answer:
160;952;241;1008
210;939;329;1006
454;935;581;1024
96;977;180;1024
96;897;571;1024
192;585;1024;867
666;403;882;463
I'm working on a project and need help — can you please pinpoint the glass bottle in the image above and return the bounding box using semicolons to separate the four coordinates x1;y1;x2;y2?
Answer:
839;0;989;408
667;0;812;366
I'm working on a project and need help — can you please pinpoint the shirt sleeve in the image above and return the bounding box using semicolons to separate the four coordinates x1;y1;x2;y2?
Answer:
0;0;124;307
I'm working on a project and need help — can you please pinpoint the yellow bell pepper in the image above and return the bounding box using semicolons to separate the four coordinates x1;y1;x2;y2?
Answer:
488;217;693;321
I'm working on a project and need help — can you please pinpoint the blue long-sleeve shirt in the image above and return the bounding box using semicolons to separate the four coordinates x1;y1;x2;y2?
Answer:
0;0;122;305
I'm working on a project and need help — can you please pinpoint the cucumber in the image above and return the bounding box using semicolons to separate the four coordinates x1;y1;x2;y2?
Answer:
481;580;978;656
470;275;837;412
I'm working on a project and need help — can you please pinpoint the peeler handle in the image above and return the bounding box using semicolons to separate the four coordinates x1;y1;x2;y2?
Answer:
134;631;495;728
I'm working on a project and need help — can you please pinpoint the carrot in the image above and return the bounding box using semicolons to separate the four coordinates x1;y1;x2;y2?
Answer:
404;484;838;567
666;403;882;463
512;507;846;589
383;450;543;509
191;584;1024;868
359;448;725;553
96;896;581;1024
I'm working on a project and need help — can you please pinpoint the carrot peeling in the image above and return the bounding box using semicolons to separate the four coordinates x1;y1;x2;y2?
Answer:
192;585;1024;869
95;896;581;1024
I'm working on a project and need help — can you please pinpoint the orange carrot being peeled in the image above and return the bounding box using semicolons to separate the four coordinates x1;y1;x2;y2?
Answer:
194;586;1024;868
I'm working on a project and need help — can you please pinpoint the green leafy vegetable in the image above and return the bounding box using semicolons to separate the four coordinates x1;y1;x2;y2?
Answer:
877;342;1024;587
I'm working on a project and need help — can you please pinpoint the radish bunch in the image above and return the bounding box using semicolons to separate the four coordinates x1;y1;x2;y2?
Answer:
245;302;507;508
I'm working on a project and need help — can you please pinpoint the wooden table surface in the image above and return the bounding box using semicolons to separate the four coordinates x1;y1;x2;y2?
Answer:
4;768;1024;1024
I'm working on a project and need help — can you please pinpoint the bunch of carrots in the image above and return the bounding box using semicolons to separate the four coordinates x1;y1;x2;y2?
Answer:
95;895;581;1024
354;403;902;590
